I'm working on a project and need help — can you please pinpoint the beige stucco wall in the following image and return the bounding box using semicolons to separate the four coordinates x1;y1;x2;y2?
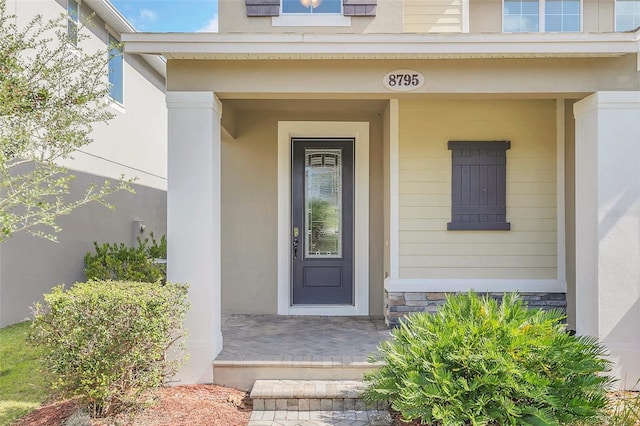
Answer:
167;56;639;98
583;0;615;32
218;0;403;34
218;0;619;35
13;0;167;189
398;99;557;280
404;0;463;33
469;0;501;33
1;0;167;326
220;102;385;316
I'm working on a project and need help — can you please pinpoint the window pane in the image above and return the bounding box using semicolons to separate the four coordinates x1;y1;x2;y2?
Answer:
616;0;640;31
564;0;580;14
504;0;539;32
546;14;562;31
108;35;123;104
283;0;341;14
545;0;580;32
545;0;563;14
67;0;78;45
618;0;634;15
563;14;580;31
305;149;342;258
521;0;539;14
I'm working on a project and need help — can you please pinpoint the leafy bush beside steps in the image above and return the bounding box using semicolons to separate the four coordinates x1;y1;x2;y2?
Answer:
364;292;614;426
84;233;166;282
30;280;189;417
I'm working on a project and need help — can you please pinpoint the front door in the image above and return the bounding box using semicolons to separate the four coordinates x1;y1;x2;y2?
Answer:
291;138;354;305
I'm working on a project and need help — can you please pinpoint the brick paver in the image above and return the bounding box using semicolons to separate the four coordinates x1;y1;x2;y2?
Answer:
218;315;391;363
248;410;392;426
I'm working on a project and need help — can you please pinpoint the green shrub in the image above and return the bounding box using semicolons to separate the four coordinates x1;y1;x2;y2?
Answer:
364;292;614;425
30;280;189;417
84;233;166;282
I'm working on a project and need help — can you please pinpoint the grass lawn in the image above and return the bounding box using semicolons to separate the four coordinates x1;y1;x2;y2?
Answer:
0;321;49;425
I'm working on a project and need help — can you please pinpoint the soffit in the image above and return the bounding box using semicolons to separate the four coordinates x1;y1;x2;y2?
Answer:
122;32;640;60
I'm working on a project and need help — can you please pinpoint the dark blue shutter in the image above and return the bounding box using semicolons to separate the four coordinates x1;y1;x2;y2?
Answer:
343;0;377;16
246;0;280;16
447;141;511;231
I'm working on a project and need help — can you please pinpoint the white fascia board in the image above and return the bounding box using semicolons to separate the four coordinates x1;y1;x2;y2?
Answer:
84;0;166;78
122;32;639;59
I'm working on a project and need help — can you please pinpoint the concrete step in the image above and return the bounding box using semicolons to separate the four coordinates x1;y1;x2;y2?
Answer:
213;357;383;390
249;379;388;412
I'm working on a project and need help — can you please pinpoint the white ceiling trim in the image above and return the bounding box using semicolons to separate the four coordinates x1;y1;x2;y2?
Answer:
121;31;640;60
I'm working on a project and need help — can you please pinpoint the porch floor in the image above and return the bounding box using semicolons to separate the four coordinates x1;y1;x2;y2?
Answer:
217;315;391;363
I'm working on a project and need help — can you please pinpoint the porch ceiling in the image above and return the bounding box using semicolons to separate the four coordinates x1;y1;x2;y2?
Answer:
122;31;640;61
223;99;389;114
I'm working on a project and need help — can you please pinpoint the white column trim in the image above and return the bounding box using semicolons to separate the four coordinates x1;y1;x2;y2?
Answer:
166;91;222;384
277;121;370;316
556;99;566;283
389;99;400;280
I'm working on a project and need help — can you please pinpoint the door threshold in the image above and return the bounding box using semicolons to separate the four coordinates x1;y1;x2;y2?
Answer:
287;305;361;316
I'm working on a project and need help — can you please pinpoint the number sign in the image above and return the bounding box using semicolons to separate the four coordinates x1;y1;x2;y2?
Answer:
383;70;425;91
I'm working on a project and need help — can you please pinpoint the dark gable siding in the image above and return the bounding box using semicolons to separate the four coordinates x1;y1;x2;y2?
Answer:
447;141;511;231
246;0;280;17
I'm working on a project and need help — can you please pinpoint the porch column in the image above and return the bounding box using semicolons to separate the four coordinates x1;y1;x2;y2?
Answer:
574;92;640;390
166;91;223;384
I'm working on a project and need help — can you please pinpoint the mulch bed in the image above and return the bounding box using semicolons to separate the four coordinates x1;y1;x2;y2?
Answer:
14;384;251;426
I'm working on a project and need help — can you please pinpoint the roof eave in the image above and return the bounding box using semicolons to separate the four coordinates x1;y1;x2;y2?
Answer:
121;31;640;61
83;0;166;78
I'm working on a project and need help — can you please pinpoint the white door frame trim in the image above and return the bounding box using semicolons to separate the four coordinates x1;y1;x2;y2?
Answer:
277;121;370;316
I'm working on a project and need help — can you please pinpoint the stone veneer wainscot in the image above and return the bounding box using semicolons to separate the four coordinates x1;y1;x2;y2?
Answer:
384;291;567;327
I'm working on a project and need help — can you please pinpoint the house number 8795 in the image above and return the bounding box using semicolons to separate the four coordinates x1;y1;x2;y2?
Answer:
388;74;419;87
383;70;425;91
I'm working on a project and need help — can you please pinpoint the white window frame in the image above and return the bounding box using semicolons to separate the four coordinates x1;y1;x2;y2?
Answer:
502;0;583;33
67;0;79;46
107;30;124;108
614;0;640;32
273;0;351;26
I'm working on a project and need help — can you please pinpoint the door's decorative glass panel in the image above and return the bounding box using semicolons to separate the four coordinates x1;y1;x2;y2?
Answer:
305;149;342;258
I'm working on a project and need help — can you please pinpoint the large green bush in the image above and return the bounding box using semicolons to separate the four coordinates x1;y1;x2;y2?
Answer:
84;234;166;282
30;280;189;417
364;292;614;425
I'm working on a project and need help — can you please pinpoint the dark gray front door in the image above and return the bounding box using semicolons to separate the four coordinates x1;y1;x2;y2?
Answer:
291;138;354;305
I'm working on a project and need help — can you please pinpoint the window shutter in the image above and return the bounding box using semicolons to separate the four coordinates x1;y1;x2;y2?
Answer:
343;0;377;16
246;0;280;17
447;141;511;231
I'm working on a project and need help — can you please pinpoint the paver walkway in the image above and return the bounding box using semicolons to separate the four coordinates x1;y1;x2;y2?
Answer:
218;315;391;361
218;316;395;425
248;409;393;425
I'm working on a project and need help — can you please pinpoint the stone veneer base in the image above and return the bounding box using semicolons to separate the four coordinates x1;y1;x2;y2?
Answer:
384;291;567;327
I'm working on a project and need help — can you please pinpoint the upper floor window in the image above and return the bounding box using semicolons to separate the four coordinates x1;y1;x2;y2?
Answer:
503;0;580;32
67;0;79;45
282;0;341;13
108;34;123;105
245;0;376;18
616;0;640;31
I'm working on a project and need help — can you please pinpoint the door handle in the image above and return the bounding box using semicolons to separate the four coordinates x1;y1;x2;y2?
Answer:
293;237;299;259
